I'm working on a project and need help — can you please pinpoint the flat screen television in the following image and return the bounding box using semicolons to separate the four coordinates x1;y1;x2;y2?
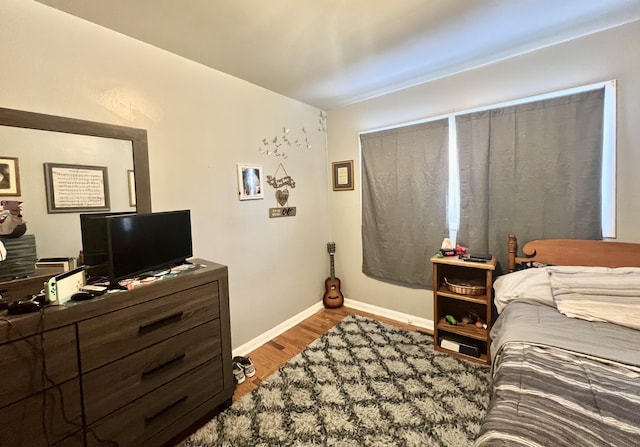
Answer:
80;210;193;285
80;212;136;266
80;211;136;279
106;210;193;284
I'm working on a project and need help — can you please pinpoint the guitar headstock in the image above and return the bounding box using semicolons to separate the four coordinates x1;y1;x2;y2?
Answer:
327;242;336;254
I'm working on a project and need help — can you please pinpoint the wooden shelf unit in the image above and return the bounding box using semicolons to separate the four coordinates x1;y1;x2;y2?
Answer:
430;254;497;365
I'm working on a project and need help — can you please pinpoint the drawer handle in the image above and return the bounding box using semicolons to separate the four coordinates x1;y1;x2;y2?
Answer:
145;395;187;426
141;353;186;379
138;311;184;335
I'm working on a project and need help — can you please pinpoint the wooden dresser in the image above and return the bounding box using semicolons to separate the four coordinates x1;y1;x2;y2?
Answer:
0;259;233;446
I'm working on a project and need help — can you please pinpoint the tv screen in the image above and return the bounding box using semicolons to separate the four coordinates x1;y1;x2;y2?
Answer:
80;211;136;279
106;210;193;284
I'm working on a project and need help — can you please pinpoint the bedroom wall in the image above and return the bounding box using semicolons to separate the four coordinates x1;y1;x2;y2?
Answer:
327;20;640;322
0;0;330;348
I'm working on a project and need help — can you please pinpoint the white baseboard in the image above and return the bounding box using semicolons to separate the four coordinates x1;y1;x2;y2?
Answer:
232;301;324;357
232;299;434;358
343;298;434;332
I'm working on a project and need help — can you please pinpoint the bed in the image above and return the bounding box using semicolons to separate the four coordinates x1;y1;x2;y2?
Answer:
475;234;640;447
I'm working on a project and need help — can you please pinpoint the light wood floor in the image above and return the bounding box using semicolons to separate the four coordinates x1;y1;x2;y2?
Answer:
232;305;428;402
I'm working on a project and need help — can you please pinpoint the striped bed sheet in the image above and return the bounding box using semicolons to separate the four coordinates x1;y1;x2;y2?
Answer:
475;302;640;447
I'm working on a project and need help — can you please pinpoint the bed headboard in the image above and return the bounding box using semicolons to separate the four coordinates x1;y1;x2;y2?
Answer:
507;233;640;272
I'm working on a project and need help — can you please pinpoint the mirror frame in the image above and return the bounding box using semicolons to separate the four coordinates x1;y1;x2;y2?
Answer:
0;107;151;213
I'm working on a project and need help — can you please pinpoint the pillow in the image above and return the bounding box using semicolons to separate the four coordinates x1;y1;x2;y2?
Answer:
548;267;640;331
544;265;610;274
516;261;551;270
493;267;555;313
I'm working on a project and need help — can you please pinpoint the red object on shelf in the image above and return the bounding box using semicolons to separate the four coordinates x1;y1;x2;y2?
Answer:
455;244;467;255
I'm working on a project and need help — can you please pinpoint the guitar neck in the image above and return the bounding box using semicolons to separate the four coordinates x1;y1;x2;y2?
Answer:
329;253;335;280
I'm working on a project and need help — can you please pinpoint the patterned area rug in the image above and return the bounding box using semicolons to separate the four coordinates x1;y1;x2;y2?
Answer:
185;314;491;446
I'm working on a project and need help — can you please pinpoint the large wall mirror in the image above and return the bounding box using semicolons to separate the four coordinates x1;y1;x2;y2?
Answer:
0;107;151;271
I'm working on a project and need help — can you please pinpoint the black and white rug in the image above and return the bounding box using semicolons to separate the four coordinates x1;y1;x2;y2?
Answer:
185;314;491;446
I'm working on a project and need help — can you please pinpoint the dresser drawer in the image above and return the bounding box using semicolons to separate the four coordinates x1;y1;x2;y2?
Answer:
0;325;78;407
83;319;221;424
78;281;219;371
85;357;223;447
0;378;82;447
53;432;84;447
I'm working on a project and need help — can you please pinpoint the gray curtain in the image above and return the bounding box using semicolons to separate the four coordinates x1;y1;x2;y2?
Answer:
456;89;605;271
361;119;448;287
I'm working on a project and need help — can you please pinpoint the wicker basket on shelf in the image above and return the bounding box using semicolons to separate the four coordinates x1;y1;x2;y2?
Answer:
444;277;486;296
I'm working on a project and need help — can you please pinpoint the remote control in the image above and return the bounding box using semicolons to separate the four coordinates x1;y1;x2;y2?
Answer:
469;253;492;260
463;257;487;263
7;300;41;315
80;285;108;296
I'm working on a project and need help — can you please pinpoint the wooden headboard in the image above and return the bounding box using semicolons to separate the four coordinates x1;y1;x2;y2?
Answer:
507;233;640;272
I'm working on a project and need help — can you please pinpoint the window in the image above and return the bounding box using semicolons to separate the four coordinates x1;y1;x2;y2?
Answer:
360;81;615;284
360;119;448;287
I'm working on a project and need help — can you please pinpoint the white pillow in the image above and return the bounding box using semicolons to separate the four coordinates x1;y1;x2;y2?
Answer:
543;266;610;274
493;267;554;314
549;267;640;330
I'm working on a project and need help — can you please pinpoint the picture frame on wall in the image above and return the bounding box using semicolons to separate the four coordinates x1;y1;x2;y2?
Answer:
237;164;264;200
0;156;21;196
332;160;354;191
44;162;110;213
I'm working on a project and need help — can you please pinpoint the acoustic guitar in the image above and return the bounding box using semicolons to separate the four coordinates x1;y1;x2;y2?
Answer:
323;242;344;308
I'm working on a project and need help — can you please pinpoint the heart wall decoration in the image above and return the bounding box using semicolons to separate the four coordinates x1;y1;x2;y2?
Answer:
267;162;297;218
276;189;289;206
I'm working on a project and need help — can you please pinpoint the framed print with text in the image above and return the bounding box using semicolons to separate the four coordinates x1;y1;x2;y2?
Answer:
44;162;110;213
332;160;354;191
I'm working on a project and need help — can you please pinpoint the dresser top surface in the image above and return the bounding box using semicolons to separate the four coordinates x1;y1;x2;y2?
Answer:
0;258;227;344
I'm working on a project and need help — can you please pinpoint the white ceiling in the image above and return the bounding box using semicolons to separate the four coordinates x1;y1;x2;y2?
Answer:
34;0;640;110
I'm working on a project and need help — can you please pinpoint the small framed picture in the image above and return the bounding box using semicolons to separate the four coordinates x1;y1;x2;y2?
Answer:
332;160;354;191
237;164;264;200
127;169;136;207
0;156;21;196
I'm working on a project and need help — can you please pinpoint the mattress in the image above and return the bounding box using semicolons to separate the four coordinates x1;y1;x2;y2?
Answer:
475;302;640;446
